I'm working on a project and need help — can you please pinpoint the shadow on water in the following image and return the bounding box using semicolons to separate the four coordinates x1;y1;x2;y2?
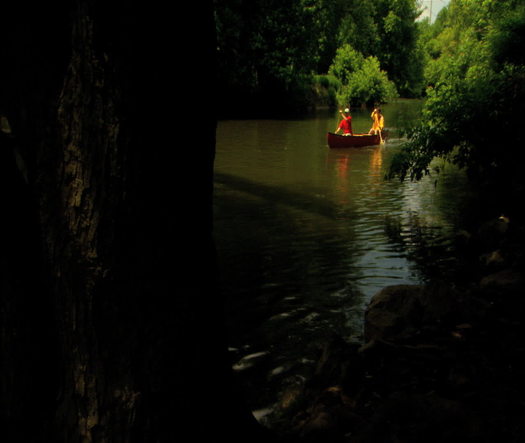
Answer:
213;172;367;414
214;171;342;220
212;101;471;421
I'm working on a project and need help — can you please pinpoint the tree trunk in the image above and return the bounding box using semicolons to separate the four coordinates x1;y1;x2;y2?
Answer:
1;2;264;442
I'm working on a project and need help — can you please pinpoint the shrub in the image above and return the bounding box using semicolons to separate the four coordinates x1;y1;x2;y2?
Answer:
329;44;398;106
336;57;398;106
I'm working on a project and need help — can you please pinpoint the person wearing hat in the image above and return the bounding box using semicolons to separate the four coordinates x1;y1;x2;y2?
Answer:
335;108;353;136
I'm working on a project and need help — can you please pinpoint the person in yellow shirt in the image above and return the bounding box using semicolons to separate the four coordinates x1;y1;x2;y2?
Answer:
369;107;384;141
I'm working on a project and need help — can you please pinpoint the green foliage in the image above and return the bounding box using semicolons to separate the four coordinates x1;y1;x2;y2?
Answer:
213;0;425;116
373;0;423;97
314;74;341;90
338;57;398;107
312;74;341;106
336;0;380;57
330;0;423;97
328;44;397;106
306;0;347;73
214;0;320;115
488;4;525;66
389;0;525;200
328;45;364;84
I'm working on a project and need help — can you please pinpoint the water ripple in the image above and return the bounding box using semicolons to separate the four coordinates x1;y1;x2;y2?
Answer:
215;107;467;414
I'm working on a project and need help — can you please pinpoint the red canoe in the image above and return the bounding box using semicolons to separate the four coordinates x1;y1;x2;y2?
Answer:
327;132;381;148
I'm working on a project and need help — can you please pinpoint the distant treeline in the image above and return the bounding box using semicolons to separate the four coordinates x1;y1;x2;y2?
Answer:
213;0;424;117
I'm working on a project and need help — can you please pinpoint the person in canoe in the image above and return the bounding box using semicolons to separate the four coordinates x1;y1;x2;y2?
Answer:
335;108;353;136
369;107;384;141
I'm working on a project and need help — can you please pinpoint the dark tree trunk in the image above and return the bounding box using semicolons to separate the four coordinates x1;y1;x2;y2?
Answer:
1;2;264;442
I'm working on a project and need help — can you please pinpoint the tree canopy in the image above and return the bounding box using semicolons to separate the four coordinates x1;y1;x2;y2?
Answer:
213;0;423;116
329;44;398;107
390;0;525;209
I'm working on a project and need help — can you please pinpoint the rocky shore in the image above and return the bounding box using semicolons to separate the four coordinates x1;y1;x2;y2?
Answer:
270;215;525;442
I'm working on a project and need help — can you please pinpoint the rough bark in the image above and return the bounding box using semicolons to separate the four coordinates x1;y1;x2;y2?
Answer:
2;2;262;442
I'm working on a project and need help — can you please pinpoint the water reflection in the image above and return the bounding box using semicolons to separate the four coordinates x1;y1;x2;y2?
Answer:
214;101;465;418
334;155;350;205
370;146;383;176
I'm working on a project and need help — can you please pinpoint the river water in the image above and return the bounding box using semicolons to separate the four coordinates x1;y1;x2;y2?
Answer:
213;100;471;419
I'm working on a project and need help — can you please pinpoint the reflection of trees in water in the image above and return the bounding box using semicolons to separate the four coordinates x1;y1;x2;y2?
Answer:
383;211;459;283
382;99;425;138
382;158;476;285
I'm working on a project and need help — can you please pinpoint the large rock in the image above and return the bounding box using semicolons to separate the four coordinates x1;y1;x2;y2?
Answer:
364;285;424;342
477;215;510;249
364;284;464;343
352;391;483;443
480;268;524;292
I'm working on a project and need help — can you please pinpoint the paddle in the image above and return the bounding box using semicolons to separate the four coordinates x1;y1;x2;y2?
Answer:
335;109;344;133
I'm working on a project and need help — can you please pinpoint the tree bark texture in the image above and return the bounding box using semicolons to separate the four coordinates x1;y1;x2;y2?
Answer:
1;2;261;442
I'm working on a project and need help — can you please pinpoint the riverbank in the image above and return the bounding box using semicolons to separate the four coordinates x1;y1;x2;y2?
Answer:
267;213;525;442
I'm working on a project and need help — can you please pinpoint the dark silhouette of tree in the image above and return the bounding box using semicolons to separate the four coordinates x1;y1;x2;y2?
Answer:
1;1;266;441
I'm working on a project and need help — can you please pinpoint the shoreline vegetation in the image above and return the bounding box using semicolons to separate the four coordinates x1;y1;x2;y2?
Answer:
267;212;524;442
212;0;525;440
214;0;420;119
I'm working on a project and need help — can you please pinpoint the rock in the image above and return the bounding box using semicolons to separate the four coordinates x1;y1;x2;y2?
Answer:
293;386;366;442
480;249;507;269
352;392;484;443
456;229;472;242
279;211;525;443
477;215;511;249
313;338;361;390
279;384;305;412
364;284;465;343
480;268;524;292
364;285;424;342
418;283;463;324
299;410;336;436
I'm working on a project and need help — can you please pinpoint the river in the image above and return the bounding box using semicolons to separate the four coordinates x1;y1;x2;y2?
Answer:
213;100;471;421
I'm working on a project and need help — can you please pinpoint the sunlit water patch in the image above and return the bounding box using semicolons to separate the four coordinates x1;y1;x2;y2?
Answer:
213;102;469;419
